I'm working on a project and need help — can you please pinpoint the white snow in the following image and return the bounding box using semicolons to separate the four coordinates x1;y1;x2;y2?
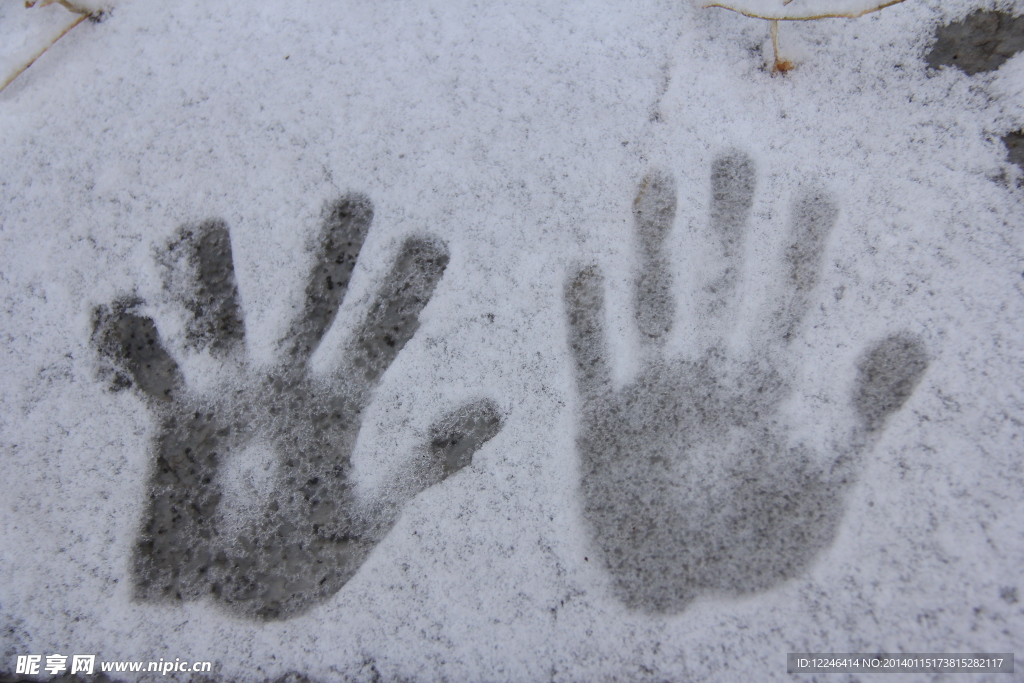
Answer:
1;0;1022;680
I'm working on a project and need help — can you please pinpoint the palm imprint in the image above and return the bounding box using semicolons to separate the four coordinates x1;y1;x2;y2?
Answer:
93;195;502;619
566;153;928;613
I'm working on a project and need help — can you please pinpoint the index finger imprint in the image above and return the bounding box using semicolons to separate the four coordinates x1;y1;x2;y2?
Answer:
348;236;449;388
565;265;612;405
769;186;839;342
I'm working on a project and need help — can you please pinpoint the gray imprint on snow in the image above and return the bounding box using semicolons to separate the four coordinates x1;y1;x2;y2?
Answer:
93;195;502;619
565;153;929;613
926;9;1024;76
925;10;1024;177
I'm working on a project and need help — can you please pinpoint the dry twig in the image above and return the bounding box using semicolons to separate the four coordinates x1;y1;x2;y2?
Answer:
696;0;907;72
0;1;93;94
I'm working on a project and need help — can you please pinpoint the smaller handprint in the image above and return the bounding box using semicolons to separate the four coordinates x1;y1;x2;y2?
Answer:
565;153;928;613
93;195;502;619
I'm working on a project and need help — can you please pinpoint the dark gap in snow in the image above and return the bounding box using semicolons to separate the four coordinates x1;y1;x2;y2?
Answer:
1002;130;1024;174
927;10;1024;75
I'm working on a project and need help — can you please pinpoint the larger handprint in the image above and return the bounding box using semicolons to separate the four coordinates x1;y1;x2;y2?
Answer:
565;154;928;613
93;195;502;619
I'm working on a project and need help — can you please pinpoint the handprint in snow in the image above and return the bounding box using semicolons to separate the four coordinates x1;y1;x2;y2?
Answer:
93;195;502;619
565;154;928;612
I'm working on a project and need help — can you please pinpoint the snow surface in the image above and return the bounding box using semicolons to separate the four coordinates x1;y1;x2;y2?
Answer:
1;0;1022;680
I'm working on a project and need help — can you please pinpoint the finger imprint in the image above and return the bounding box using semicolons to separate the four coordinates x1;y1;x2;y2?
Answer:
163;220;245;355
92;300;183;402
855;333;929;432
287;194;374;363
370;399;504;523
348;236;449;388
694;151;756;337
766;186;839;343
632;170;677;343
565;265;612;406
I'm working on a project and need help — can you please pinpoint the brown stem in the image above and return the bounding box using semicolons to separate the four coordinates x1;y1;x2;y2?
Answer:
770;20;794;73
